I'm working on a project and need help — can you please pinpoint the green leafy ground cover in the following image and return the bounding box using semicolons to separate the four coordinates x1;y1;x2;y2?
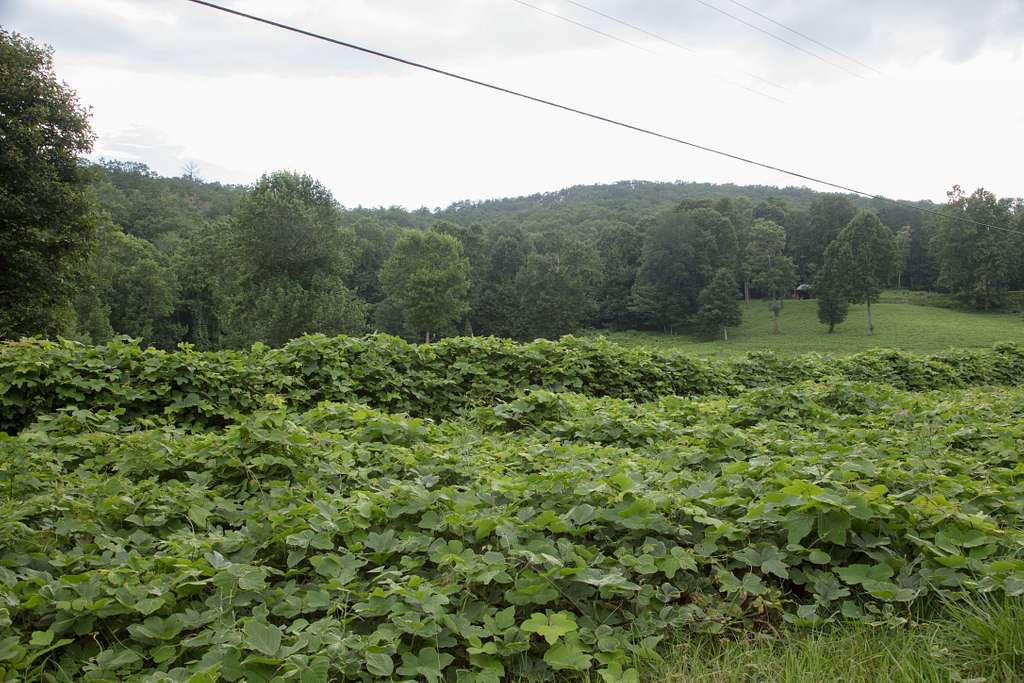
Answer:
596;299;1024;358
1;337;1023;681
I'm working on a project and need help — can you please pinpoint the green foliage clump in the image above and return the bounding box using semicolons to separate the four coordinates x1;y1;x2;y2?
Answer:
0;29;96;338
3;335;1023;436
694;269;742;340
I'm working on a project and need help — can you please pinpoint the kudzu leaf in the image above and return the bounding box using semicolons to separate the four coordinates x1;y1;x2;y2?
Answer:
365;652;394;676
520;611;577;645
543;635;592;671
244;619;282;657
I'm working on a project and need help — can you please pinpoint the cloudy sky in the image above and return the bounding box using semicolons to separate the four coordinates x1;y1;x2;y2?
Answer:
3;0;1023;208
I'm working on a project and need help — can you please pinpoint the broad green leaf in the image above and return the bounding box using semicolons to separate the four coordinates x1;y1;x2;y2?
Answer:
520;611;577;645
244;619;282;657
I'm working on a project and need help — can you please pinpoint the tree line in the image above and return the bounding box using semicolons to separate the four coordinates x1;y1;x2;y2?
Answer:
4;29;1024;348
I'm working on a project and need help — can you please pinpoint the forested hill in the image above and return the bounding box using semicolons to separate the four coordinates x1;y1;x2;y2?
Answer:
434;181;866;227
356;178;934;232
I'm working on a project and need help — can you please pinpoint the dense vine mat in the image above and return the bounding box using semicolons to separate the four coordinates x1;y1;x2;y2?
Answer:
2;335;1023;433
2;365;1023;680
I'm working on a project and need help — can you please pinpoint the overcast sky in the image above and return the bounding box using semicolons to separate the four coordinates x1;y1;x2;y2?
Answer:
4;0;1023;208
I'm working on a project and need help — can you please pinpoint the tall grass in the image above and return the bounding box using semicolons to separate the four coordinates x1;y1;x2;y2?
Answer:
647;597;1024;682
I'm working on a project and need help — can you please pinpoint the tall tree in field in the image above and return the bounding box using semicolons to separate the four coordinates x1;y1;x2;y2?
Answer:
745;219;797;334
829;211;897;334
380;231;470;343
694;268;742;340
894;226;911;290
1;30;97;338
817;242;850;333
931;186;1014;310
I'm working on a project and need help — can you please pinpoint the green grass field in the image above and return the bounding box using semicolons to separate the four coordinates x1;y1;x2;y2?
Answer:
594;296;1024;359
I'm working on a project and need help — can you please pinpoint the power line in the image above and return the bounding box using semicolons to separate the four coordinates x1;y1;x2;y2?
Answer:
510;0;786;105
723;0;882;75
691;0;865;79
561;0;787;92
180;0;1023;237
509;0;657;56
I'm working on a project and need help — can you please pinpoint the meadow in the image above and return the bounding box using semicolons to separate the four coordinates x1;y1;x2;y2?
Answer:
1;335;1023;681
597;296;1024;359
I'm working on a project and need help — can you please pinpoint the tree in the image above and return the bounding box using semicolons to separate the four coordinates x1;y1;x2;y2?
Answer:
788;195;857;282
630;207;732;331
380;231;470;342
745;219;797;334
474;227;529;338
1;30;96;338
817;243;849;333
593;221;642;329
226;171;366;346
829;211;897;334
694;269;742;340
931;186;1014;310
514;241;601;340
894;226;911;289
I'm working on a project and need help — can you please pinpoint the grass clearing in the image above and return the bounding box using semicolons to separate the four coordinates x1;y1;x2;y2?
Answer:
594;299;1024;359
651;595;1024;682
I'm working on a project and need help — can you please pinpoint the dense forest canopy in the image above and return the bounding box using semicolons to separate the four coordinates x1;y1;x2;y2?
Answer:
3;30;1024;349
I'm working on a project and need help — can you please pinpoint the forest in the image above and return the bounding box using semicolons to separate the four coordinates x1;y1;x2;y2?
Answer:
9;156;1024;349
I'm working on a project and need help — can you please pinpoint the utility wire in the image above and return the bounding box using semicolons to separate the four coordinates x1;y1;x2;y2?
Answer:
723;0;882;75
510;0;657;56
720;0;880;75
510;0;786;104
561;0;787;91
180;0;1023;237
692;0;865;79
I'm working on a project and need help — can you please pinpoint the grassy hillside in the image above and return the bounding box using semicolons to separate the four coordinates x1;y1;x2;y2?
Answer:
597;299;1024;358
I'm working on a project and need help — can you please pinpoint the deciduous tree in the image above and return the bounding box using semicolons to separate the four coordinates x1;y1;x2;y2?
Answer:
745;220;797;334
694;269;742;340
829;211;897;334
0;30;96;338
380;231;470;342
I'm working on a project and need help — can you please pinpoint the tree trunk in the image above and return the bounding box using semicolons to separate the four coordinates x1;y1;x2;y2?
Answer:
897;272;902;290
744;281;751;304
772;308;780;335
866;301;873;335
425;330;432;344
723;327;728;341
828;321;835;333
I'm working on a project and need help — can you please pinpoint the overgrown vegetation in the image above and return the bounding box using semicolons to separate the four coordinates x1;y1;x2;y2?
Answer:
1;336;1023;680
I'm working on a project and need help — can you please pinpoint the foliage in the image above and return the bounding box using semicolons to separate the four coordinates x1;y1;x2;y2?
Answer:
932;186;1017;310
745;220;797;334
0;29;96;339
1;336;1023;680
514;242;601;340
2;334;1022;436
694;269;742;340
380;232;470;342
826;212;898;334
817;242;850;333
226;172;367;347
